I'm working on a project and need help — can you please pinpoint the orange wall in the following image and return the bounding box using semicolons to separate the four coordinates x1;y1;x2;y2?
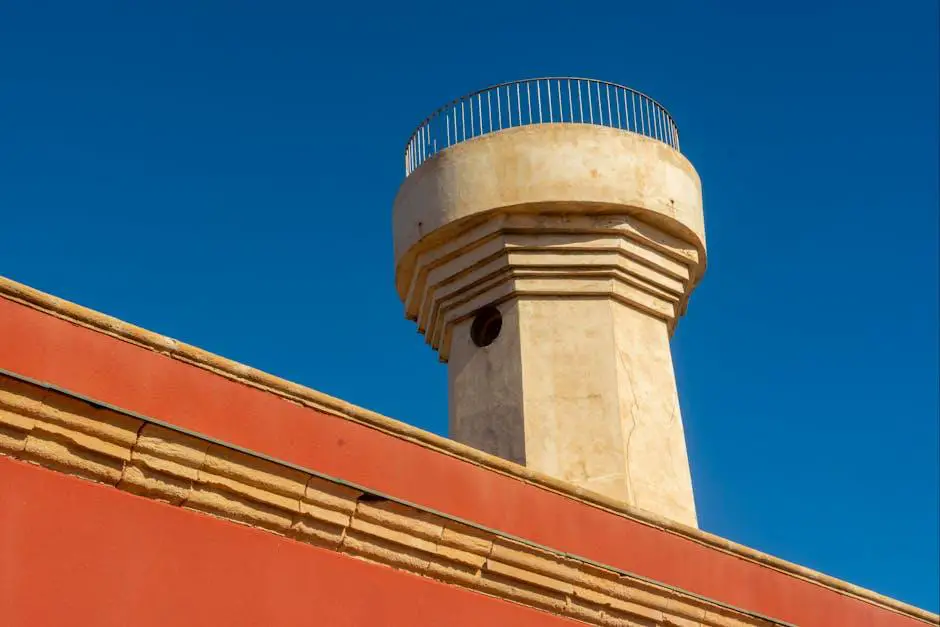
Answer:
0;295;921;627
0;456;578;627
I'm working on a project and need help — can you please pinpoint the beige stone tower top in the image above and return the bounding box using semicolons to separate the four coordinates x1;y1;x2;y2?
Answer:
393;78;706;527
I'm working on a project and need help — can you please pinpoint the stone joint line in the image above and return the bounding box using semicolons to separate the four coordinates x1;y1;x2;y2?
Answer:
0;374;789;627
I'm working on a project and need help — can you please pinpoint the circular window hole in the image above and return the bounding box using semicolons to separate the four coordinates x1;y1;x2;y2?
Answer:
470;306;502;348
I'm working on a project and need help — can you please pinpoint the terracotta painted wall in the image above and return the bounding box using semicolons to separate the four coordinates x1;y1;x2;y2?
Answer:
0;456;578;627
0;295;924;627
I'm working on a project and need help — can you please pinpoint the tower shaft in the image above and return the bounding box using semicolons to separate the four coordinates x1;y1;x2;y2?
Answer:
395;85;706;527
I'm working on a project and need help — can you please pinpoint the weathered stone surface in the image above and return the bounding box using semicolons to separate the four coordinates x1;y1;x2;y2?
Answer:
23;428;125;485
132;424;209;480
393;124;704;527
0;373;875;627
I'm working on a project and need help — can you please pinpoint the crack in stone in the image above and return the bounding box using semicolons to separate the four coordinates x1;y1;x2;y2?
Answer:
616;346;641;506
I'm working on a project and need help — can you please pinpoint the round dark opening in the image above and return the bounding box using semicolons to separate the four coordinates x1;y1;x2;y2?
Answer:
470;306;502;348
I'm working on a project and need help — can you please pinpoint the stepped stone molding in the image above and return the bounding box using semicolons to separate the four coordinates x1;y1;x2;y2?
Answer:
0;372;787;627
0;275;936;626
401;213;698;360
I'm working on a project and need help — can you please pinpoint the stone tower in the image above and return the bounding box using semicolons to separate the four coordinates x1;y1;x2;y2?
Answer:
393;78;706;527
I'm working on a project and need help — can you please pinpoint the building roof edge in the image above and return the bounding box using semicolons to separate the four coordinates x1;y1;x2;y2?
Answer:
0;274;935;624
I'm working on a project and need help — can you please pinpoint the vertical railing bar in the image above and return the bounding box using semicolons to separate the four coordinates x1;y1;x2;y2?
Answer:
631;91;637;133
507;85;512;127
506;85;511;127
497;88;502;130
568;79;574;123
640;97;646;136
594;82;600;125
640;94;646;134
638;97;645;134
606;83;611;127
470;96;475;138
446;113;451;147
547;80;553;123
461;100;466;141
623;89;629;131
615;86;621;128
577;80;583;122
587;81;593;123
557;79;563;122
537;80;543;123
478;93;483;136
516;82;522;126
650;100;659;139
526;81;532;124
487;91;493;132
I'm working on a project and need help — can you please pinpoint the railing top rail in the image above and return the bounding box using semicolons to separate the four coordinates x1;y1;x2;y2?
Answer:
403;77;681;176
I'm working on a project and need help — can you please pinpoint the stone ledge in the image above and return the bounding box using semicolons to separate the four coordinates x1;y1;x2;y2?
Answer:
0;371;790;627
0;274;936;626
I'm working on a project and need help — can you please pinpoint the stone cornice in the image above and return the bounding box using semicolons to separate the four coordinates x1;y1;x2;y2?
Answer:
403;213;699;357
0;275;936;626
0;371;786;627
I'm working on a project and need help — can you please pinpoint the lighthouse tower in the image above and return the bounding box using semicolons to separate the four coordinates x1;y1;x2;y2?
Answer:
393;78;706;527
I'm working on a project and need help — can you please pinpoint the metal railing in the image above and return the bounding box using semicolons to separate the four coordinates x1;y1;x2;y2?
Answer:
404;77;680;176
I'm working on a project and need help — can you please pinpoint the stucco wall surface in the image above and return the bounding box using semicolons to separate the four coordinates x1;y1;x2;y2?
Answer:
0;456;579;627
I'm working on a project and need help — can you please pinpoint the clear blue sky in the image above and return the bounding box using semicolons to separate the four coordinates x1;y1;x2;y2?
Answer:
1;0;937;611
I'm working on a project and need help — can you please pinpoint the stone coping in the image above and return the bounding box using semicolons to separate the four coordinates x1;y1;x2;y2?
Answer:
0;370;787;627
0;275;935;625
